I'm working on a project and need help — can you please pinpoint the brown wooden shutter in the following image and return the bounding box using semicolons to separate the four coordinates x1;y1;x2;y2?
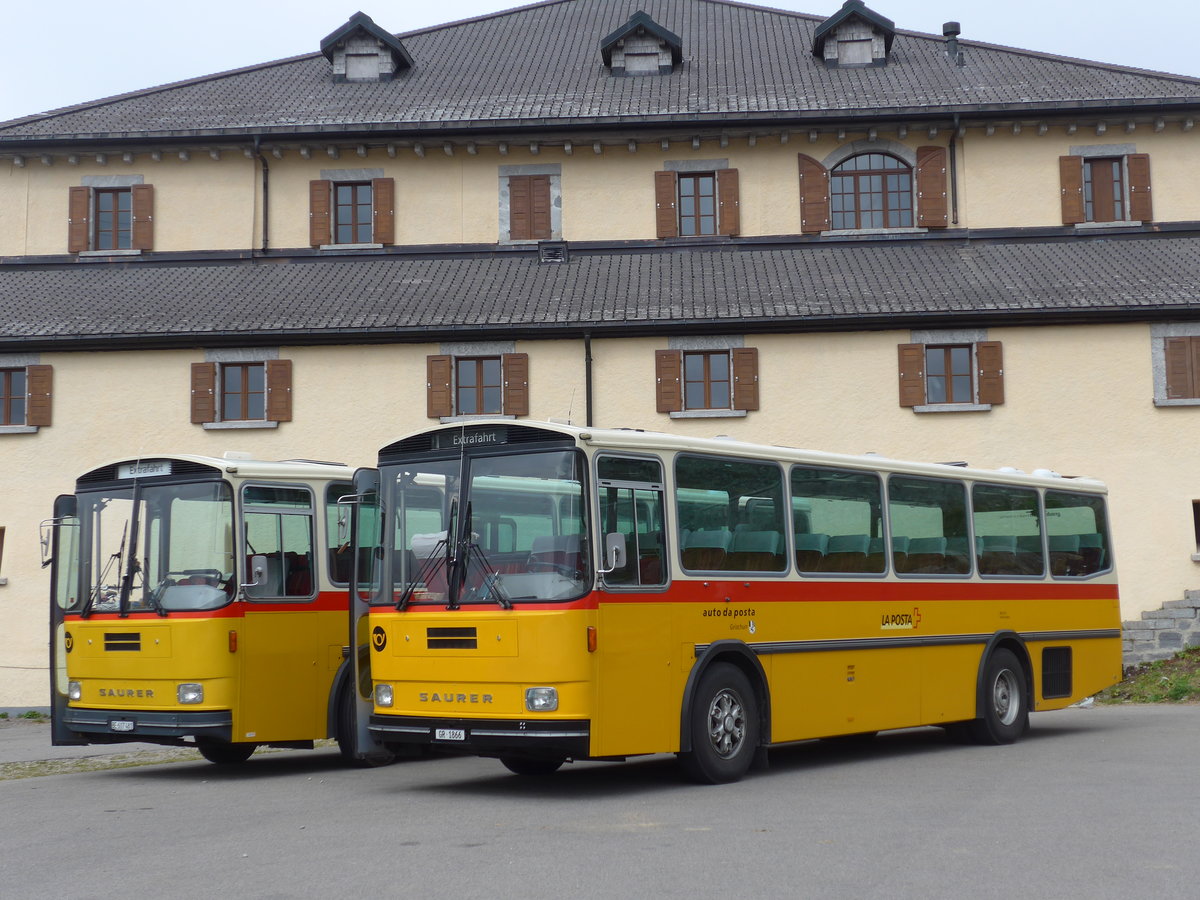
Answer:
654;171;678;239
25;365;53;427
897;344;926;408
68;186;90;252
190;363;217;424
509;176;531;240
266;359;293;422
1127;153;1153;222
529;175;552;240
655;349;682;412
797;155;830;234
372;177;395;244
427;355;453;418
1164;337;1197;400
1059;156;1085;225
731;347;759;411
717;169;740;236
502;353;529;417
309;180;331;246
975;341;1005;405
915;146;948;228
130;184;154;250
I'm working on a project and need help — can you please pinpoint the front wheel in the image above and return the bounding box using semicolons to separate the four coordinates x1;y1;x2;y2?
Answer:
500;756;564;776
336;686;396;768
196;740;256;765
679;662;760;784
969;648;1029;745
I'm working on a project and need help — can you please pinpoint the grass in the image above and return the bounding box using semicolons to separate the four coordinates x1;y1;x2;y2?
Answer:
1097;646;1200;704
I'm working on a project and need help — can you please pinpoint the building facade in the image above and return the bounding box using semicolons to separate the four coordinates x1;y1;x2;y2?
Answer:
2;0;1200;704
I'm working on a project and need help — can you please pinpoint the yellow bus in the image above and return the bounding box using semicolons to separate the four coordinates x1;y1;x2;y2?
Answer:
44;452;391;765
350;421;1122;783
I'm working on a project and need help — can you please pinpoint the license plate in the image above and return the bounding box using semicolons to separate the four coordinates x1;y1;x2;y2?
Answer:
435;728;466;741
109;719;135;733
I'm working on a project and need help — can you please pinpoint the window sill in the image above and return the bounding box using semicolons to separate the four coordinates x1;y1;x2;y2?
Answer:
0;425;38;434
1191;554;1200;563
1154;397;1200;407
202;420;280;430
318;242;383;251
669;409;748;419
0;577;7;587
78;249;142;258
823;227;928;237
439;414;516;424
1073;221;1143;232
912;403;992;414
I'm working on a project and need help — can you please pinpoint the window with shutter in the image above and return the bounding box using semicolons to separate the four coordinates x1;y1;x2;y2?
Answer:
915;146;948;228
192;358;292;427
508;175;552;241
427;353;530;418
898;341;1004;410
1060;152;1152;224
1;368;29;426
655;169;740;238
830;153;912;229
656;347;759;415
1164;336;1200;401
797;155;830;234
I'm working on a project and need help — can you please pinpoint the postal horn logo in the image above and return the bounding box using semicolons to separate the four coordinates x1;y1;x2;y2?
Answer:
371;625;387;651
881;607;922;631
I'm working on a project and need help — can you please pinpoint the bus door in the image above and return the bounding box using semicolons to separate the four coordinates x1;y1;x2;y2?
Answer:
237;484;322;743
342;467;393;761
43;494;86;745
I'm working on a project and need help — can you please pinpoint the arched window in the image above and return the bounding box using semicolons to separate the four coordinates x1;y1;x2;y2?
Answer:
830;153;913;229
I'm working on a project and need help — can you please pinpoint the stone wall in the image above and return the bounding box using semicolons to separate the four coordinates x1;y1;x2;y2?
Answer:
1122;591;1200;667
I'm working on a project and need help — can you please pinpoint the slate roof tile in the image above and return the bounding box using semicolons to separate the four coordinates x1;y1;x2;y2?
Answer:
3;0;1197;140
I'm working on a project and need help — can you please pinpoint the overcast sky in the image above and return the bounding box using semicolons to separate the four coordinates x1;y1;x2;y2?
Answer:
2;0;1198;123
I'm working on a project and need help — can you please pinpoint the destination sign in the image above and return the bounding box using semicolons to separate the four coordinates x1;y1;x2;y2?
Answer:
117;460;173;479
431;426;508;451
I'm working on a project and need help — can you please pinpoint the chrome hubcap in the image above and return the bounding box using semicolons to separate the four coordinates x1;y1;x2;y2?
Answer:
993;668;1019;726
706;688;746;759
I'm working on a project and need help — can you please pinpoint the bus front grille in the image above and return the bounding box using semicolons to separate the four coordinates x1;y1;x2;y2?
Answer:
104;632;141;652
427;627;477;650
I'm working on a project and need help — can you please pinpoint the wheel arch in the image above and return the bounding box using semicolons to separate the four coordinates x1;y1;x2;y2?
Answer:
679;640;771;753
975;631;1032;717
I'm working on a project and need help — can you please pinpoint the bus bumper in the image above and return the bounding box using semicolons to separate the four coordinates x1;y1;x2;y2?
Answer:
369;714;590;759
61;708;233;744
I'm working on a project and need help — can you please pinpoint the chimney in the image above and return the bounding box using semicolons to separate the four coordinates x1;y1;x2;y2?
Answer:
943;21;964;66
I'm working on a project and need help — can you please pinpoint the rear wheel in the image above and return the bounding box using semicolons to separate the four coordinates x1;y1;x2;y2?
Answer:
500;756;564;776
679;662;760;784
196;740;256;765
969;648;1029;745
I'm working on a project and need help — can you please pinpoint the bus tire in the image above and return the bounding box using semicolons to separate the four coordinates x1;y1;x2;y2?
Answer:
500;756;564;776
969;648;1028;745
196;740;256;765
337;687;395;768
680;662;760;784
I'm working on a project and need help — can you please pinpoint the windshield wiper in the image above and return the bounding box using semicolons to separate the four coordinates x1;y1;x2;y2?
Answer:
117;483;142;618
81;521;126;620
396;541;450;612
460;540;512;610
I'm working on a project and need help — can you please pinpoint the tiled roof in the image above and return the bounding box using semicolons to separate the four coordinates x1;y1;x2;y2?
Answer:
3;233;1198;348
2;0;1198;140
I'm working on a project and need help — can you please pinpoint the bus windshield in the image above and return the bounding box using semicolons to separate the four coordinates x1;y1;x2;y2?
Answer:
382;449;590;606
71;481;235;615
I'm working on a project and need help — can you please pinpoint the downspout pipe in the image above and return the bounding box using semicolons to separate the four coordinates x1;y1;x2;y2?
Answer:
584;332;594;427
253;136;269;252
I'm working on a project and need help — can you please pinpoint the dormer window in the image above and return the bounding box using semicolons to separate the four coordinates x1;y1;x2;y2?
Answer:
812;0;896;68
320;11;413;83
600;11;682;76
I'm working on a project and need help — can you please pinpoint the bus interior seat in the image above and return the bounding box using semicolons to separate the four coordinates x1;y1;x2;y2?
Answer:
284;552;313;596
899;536;947;573
821;534;873;572
682;529;732;570
727;530;783;571
794;532;830;572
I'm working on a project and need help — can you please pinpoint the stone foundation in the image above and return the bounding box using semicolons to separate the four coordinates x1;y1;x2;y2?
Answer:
1122;591;1200;667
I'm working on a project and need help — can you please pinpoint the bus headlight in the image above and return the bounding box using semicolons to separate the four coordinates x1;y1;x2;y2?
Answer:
375;684;394;708
177;683;204;704
68;681;81;701
525;687;558;712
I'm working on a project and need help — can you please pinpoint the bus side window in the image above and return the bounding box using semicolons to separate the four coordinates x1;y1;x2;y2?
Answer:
243;485;316;599
972;483;1044;577
1046;491;1111;577
889;476;971;577
676;455;785;573
597;456;667;588
790;466;884;575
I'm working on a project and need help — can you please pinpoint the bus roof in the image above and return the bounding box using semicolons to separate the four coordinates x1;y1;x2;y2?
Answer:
388;420;1107;494
77;452;352;486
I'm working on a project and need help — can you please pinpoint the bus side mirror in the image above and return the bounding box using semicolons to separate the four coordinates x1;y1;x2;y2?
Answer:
245;554;268;593
599;533;626;574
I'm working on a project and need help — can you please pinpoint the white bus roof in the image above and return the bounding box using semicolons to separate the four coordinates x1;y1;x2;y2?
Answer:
395;420;1107;493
